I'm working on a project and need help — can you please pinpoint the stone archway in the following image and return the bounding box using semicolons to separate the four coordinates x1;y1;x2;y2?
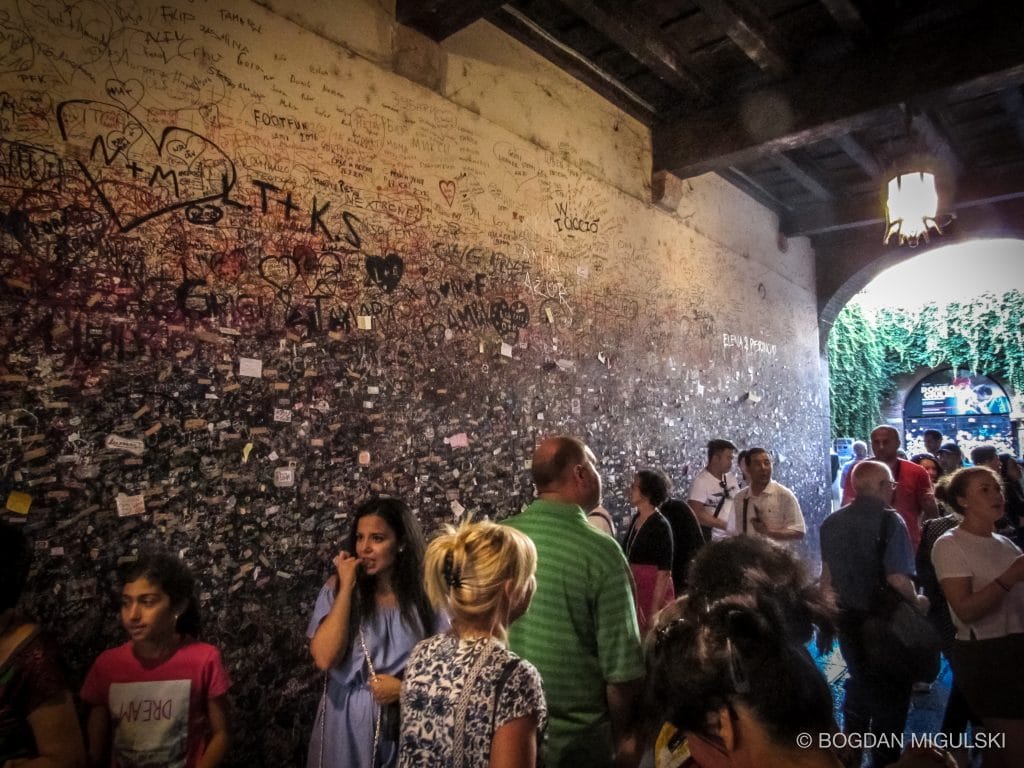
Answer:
814;198;1024;349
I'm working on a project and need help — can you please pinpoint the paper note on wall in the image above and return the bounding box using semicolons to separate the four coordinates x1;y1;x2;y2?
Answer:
104;434;145;456
115;493;146;517
5;491;32;515
239;357;263;378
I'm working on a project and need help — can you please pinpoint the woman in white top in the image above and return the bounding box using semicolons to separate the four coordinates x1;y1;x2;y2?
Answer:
931;466;1024;768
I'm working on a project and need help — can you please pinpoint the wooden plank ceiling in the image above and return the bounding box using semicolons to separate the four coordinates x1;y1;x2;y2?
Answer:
397;0;1024;250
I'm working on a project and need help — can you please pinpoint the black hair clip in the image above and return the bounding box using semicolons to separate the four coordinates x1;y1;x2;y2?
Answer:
725;637;750;694
654;617;688;652
443;551;462;590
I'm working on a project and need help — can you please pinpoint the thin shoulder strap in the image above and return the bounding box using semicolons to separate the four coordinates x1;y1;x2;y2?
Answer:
487;659;520;749
491;657;521;729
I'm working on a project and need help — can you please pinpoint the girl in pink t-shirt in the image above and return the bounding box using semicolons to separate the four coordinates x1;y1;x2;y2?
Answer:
81;554;231;768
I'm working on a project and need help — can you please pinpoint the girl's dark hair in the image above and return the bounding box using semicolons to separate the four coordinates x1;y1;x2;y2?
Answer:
910;452;943;478
634;468;671;508
647;593;836;749
122;553;202;637
346;497;435;636
0;522;32;613
686;536;835;653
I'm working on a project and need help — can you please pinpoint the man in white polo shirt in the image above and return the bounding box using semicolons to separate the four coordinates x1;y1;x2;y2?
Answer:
734;446;805;548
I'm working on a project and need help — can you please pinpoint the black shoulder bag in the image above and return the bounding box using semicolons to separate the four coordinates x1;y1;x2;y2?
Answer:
860;511;941;684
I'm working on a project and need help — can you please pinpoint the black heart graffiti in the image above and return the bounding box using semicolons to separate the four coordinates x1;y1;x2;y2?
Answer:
490;299;530;333
365;252;404;293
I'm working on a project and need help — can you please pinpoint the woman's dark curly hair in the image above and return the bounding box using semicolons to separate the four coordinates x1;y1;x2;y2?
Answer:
647;593;837;748
685;535;836;652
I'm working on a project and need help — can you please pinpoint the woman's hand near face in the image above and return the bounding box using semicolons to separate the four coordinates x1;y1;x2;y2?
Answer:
311;552;360;671
333;551;360;591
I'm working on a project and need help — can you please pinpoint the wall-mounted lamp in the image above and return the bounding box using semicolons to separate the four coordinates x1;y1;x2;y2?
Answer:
883;171;943;247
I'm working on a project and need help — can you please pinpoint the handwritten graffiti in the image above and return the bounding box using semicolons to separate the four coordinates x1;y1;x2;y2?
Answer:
0;140;65;186
522;271;571;308
56;100;239;231
430;241;529;280
423;274;487;305
252;180;362;245
553;202;598;234
723;333;777;355
438;179;456;206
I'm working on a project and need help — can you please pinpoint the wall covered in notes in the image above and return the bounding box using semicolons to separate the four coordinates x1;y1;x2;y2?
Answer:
0;0;828;763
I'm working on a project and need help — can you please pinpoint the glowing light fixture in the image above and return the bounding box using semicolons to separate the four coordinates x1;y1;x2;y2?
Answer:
883;171;943;247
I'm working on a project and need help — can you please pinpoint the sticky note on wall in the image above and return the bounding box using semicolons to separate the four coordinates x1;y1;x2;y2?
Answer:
115;493;146;517
239;357;263;378
5;491;32;515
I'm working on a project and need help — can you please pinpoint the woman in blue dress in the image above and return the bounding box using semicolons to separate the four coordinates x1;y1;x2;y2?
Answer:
307;497;439;768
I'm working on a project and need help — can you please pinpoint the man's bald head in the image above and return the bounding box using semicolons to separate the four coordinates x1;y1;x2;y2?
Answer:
852;460;895;502
531;435;601;510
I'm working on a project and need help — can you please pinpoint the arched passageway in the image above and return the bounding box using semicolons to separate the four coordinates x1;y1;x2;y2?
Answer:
823;237;1024;452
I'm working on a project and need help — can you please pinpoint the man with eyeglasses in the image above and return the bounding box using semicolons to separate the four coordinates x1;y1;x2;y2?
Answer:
820;460;928;768
841;424;937;552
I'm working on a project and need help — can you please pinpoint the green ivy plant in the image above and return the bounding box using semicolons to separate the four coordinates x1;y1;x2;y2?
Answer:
827;289;1024;439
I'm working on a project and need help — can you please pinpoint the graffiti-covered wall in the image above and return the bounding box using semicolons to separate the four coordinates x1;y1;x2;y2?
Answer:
1;0;829;763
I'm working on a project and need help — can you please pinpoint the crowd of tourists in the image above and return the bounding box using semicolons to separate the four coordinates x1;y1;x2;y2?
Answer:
1;428;1022;768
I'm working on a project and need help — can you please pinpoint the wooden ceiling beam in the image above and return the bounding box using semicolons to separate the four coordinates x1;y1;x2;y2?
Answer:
818;0;869;38
998;87;1024;150
396;0;506;41
910;110;962;178
692;0;792;79
718;166;792;214
772;152;834;201
490;6;659;123
653;6;1024;179
782;166;1024;237
559;0;710;100
834;133;882;180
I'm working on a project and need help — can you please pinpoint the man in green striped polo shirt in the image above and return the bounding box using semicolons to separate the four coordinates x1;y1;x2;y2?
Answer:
504;435;645;768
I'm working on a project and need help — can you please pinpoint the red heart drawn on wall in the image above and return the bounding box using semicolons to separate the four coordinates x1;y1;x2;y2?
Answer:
439;179;456;207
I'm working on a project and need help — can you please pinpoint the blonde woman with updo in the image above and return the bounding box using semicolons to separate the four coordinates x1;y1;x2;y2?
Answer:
398;521;547;768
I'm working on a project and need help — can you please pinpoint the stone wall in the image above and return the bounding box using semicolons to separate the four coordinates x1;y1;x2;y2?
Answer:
0;0;828;762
